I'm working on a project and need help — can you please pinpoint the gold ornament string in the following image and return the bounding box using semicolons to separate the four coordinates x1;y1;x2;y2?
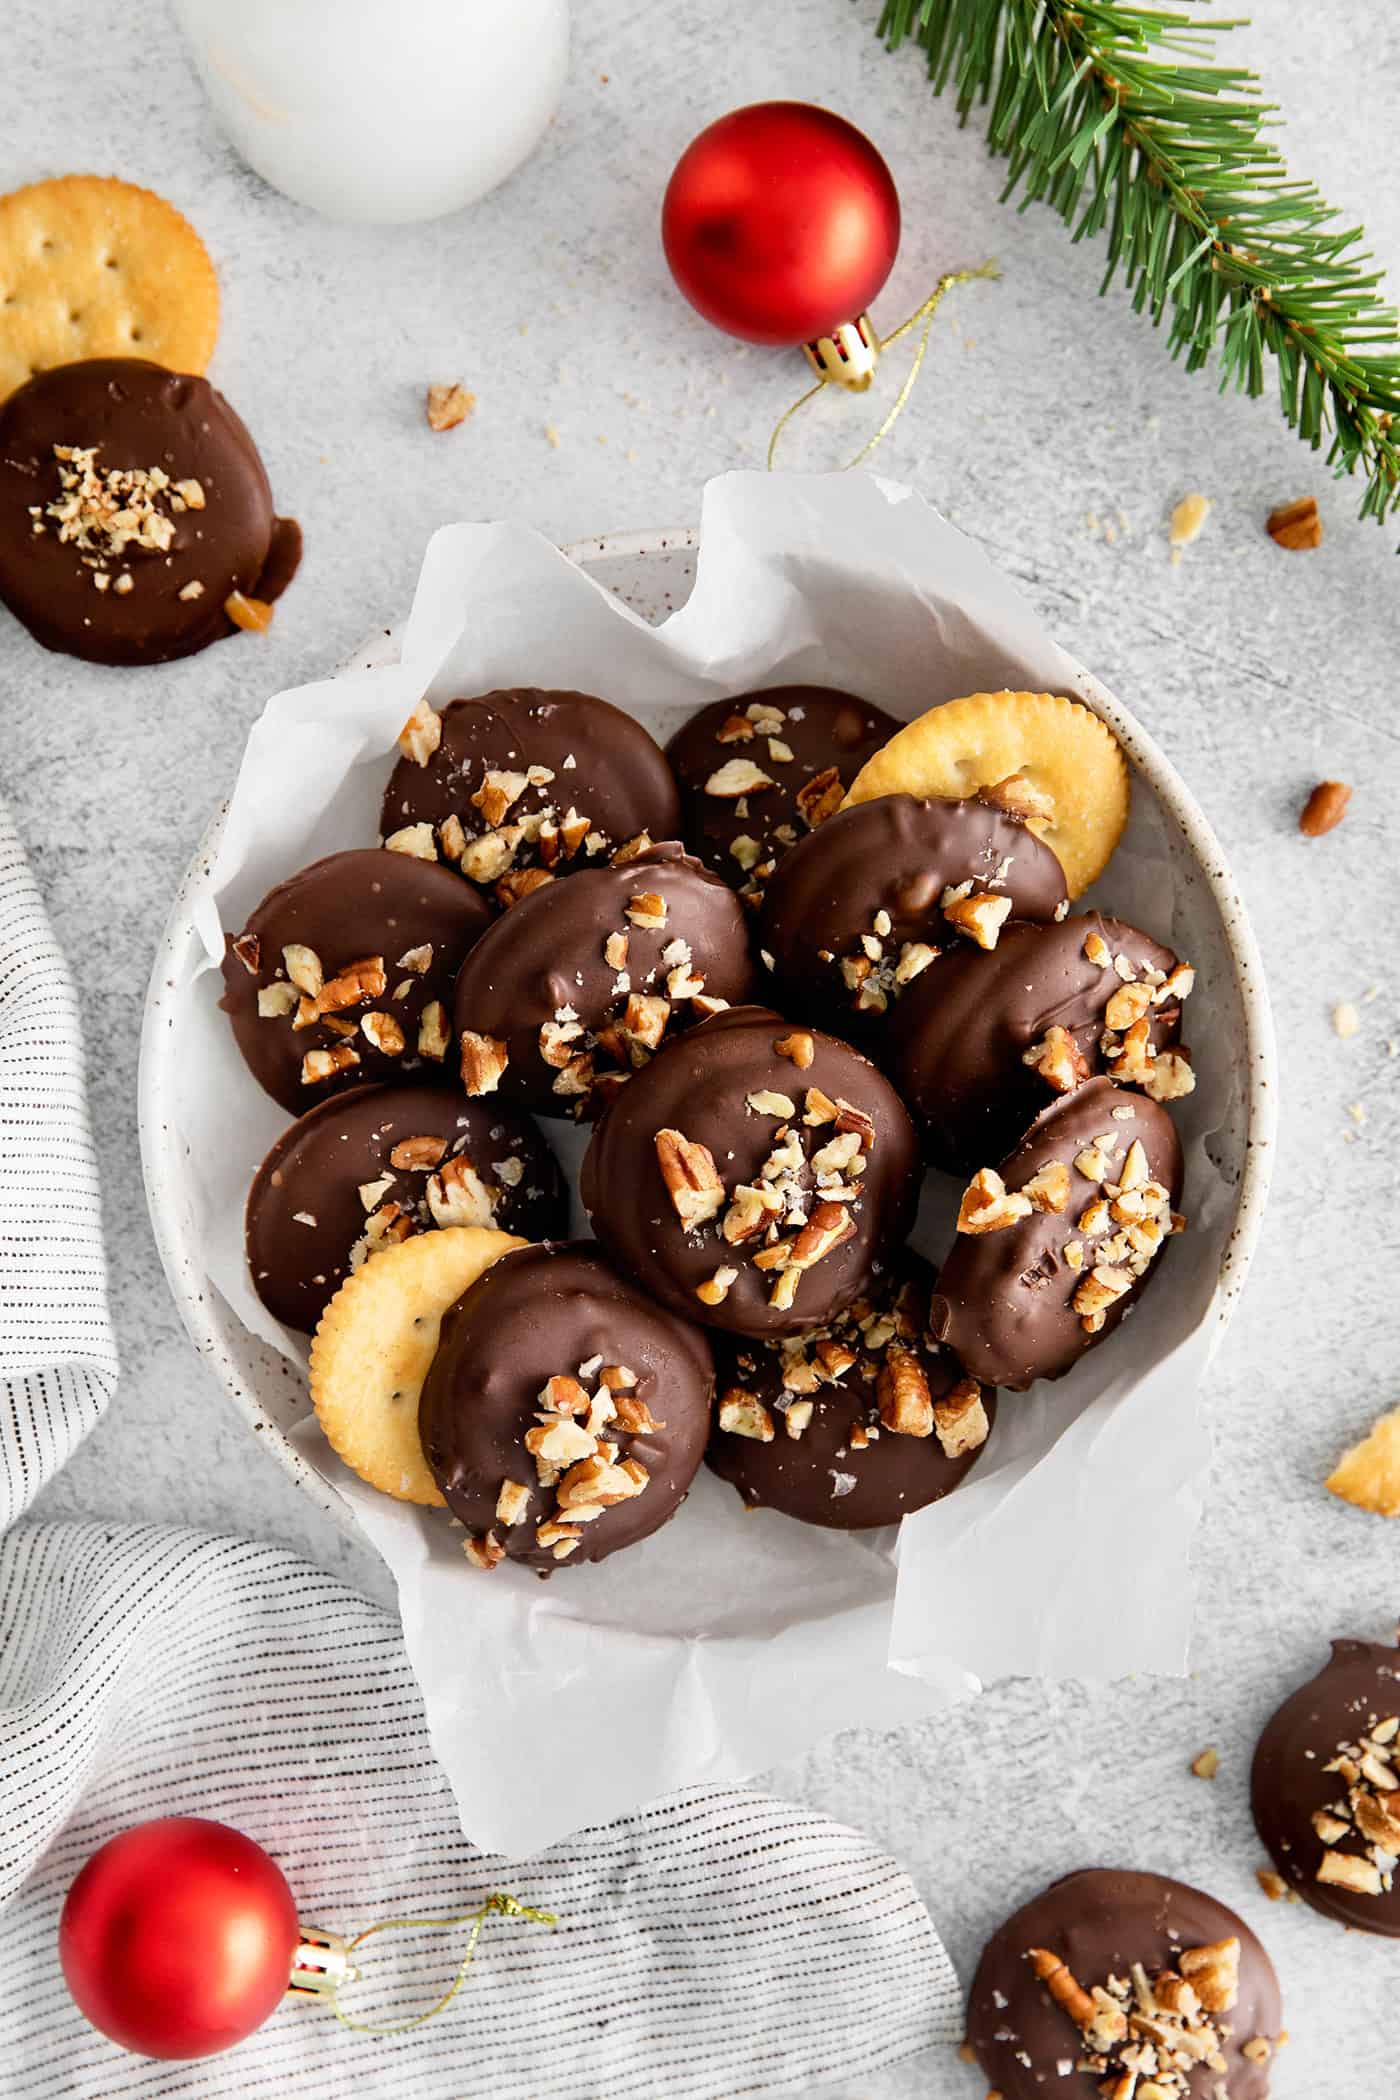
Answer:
330;1891;556;2037
767;261;1000;472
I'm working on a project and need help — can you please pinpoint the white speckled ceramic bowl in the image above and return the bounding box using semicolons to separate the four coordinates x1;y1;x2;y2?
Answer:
139;527;1277;1533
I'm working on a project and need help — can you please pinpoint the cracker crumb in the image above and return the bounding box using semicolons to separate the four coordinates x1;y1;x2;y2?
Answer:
1190;1745;1220;1780
1169;492;1212;547
1333;1001;1361;1039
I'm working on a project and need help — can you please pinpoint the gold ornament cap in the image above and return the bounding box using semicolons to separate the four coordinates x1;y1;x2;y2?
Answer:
287;1923;353;2002
802;313;880;391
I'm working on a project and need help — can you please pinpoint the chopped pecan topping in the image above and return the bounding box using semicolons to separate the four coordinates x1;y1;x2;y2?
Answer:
462;1531;506;1570
933;1378;989;1458
360;1010;405;1055
705;757;775;798
495;1479;531;1527
625;889;668;929
981;771;1055;822
495;866;554;908
1023;1023;1089;1094
1021;1161;1072;1213
459;1030;509;1095
426;1153;496;1228
957;1167;1034;1235
389;1134;447;1170
718;1388;775;1441
282;942;324;997
795;766;843;828
773;1029;815;1069
418;1001;450;1060
398;697;442;765
257;981;298;1019
877;1349;933;1437
695;1265;739;1307
301;1044;360;1085
384;821;438;861
942;888;1013;949
654;1128;725;1229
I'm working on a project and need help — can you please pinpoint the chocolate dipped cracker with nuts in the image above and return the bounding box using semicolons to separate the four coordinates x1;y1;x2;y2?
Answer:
418;1241;713;1571
579;1004;919;1339
0;357;298;664
221;848;491;1112
665;685;899;904
755;787;1068;1042
381;688;680;899
932;1076;1184;1390
706;1251;995;1528
968;1868;1284;2100
1251;1631;1400;1935
886;912;1195;1176
246;1083;567;1334
451;841;756;1119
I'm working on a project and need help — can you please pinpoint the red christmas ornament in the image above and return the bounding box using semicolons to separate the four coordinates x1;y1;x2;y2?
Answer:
58;1817;308;2059
662;102;901;389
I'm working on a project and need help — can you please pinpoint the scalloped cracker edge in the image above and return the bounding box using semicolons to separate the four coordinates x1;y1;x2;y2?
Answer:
309;1225;527;1505
841;689;1130;898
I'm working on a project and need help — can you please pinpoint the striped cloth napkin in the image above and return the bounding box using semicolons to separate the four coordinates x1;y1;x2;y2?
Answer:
0;802;118;1527
0;1521;963;2096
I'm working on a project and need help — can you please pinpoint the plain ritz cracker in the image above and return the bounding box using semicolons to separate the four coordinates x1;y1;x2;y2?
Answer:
842;689;1130;899
308;1226;525;1505
0;175;219;403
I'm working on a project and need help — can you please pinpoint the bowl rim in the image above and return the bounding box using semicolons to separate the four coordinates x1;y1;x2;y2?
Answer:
138;521;1278;1531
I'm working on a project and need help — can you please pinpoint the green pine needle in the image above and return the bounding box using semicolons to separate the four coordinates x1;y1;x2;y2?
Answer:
878;0;1400;531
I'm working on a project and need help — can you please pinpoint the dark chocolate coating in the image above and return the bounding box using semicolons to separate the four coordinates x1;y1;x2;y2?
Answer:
665;686;899;901
969;1868;1282;2100
886;912;1186;1175
220;848;491;1113
246;1082;567;1334
706;1252;996;1529
931;1077;1183;1391
579;1004;920;1339
419;1241;714;1570
380;688;680;891
451;841;756;1120
755;793;1068;1041
0;358;292;665
1251;1635;1400;1935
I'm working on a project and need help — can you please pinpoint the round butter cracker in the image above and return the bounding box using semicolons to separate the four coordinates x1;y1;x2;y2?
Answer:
0;175;219;403
308;1226;527;1505
842;689;1129;897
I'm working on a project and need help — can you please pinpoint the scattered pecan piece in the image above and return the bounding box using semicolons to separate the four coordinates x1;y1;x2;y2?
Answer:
1299;779;1351;836
426;381;474;431
1266;494;1322;549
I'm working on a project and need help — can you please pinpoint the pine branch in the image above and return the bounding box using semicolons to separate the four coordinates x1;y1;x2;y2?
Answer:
878;0;1400;530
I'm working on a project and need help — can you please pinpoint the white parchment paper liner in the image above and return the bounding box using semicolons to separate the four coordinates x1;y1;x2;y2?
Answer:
170;472;1236;1855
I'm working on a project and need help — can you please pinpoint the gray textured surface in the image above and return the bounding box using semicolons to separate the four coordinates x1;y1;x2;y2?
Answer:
5;1;1398;2092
